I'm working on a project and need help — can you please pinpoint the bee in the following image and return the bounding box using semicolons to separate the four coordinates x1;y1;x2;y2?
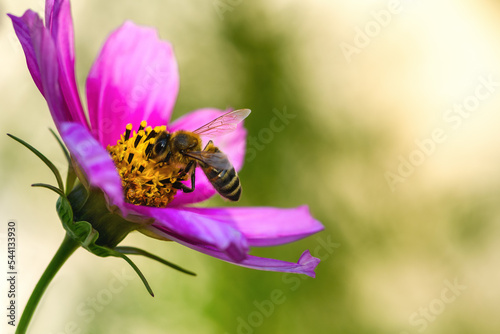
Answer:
148;109;251;201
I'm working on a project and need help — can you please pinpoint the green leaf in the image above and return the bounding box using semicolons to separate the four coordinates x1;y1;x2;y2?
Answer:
112;252;155;297
56;198;96;251
56;196;74;230
49;128;77;195
116;246;196;276
32;183;65;197
8;133;65;193
80;229;155;296
65;170;77;196
55;196;154;296
49;128;70;164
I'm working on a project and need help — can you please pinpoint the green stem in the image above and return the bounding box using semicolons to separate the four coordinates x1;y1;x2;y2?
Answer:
16;234;80;334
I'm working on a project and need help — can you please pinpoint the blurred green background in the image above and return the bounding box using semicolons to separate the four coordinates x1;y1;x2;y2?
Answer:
2;0;500;333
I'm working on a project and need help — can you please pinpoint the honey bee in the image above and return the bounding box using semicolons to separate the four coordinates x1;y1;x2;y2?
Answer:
148;109;251;201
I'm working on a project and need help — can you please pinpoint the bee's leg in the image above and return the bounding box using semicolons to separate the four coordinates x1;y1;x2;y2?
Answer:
203;140;215;151
172;172;195;193
172;180;194;193
177;160;195;179
173;161;196;193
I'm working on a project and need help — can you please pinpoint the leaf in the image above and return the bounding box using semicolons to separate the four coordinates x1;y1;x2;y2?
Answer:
49;128;77;195
113;252;155;297
56;196;154;296
80;228;155;296
32;183;65;197
56;196;74;230
8;133;65;193
115;246;197;276
49;128;70;164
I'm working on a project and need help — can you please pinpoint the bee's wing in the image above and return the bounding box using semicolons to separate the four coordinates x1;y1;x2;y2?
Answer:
185;151;232;170
193;109;251;137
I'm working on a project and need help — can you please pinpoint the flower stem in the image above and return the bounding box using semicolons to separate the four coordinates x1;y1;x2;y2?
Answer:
16;234;80;334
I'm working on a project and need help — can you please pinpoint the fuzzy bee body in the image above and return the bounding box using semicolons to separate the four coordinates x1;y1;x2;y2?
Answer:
148;109;250;201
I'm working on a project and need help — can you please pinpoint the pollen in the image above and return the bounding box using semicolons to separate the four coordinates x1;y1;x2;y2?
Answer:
107;122;184;208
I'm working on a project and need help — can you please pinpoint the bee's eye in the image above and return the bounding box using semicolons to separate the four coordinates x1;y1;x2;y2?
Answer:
153;133;170;157
154;138;167;155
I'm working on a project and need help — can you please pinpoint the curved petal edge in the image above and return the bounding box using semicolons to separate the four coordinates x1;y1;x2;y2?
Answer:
59;122;125;211
136;205;250;262
177;205;325;247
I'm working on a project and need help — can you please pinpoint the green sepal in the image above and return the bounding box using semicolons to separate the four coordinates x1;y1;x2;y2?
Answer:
49;128;77;195
115;246;197;276
56;194;74;229
49;128;70;163
56;196;154;296
31;183;65;197
7;133;65;193
77;222;154;296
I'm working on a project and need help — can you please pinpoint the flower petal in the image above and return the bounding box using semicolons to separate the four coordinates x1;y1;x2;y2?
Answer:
145;228;320;277
45;0;88;128
8;11;43;93
197;248;320;278
167;206;324;247
168;108;247;206
133;205;249;262
86;21;179;148
59;122;124;211
9;11;74;133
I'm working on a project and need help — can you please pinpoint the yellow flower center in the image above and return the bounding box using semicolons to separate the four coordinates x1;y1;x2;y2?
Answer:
107;121;187;208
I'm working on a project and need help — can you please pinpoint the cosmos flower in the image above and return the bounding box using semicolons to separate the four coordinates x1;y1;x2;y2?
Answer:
9;0;324;277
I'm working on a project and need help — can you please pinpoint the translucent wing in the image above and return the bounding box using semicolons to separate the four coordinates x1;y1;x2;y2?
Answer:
193;109;251;137
185;151;232;170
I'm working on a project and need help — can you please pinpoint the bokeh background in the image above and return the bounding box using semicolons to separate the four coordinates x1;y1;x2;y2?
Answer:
2;0;500;333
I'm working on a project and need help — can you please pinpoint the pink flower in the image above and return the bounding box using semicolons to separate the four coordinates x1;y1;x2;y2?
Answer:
9;0;324;277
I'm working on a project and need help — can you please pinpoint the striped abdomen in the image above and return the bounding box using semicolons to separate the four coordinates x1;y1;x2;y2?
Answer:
201;162;241;201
